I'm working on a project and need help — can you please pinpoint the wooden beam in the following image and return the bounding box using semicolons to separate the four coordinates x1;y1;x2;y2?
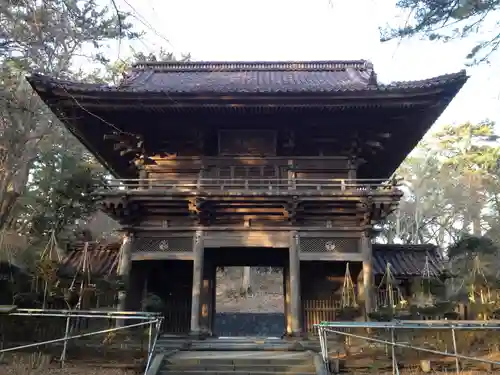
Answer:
299;253;363;261
124;225;365;232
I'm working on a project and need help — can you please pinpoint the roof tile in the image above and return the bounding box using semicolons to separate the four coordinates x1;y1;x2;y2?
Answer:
59;242;120;277
372;244;444;277
27;60;467;95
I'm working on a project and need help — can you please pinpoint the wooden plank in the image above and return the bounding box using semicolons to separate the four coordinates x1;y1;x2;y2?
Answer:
127;225;364;232
204;231;290;248
298;231;362;238
131;252;194;261
300;253;363;261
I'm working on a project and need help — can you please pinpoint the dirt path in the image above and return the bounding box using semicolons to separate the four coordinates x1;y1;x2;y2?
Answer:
216;268;284;313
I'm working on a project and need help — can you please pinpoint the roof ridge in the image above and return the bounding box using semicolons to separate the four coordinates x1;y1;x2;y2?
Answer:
131;60;372;72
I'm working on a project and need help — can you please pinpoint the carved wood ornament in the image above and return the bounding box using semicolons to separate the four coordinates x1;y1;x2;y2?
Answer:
104;132;156;170
99;196;141;225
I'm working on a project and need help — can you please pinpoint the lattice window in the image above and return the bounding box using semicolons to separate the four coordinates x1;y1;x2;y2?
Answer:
299;238;358;253
134;237;193;252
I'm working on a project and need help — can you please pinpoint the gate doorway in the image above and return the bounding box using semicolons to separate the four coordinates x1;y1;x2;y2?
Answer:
144;260;192;335
205;247;288;337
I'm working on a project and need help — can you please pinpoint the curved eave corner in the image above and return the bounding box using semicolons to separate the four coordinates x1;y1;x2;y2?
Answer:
26;74;136;179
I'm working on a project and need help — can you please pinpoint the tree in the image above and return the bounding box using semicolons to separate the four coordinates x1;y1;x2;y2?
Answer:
22;145;107;238
380;121;500;246
380;0;500;64
0;0;139;237
447;235;500;306
101;47;191;86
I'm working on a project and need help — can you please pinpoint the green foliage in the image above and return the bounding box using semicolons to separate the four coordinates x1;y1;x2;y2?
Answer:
380;121;500;246
448;234;499;259
380;0;500;64
23;145;107;237
142;293;165;312
99;46;191;86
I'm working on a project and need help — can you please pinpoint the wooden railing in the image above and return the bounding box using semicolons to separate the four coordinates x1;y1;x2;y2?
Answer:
102;178;399;192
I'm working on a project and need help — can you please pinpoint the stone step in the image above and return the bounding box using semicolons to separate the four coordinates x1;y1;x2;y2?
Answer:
167;353;313;365
165;358;311;366
164;363;315;372
162;372;315;375
187;338;303;352
159;350;317;375
161;371;316;375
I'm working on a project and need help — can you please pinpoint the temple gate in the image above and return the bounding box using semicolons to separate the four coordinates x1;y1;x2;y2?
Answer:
28;60;466;337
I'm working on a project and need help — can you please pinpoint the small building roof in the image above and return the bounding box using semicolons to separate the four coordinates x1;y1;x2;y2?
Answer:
372;244;444;277
59;242;121;278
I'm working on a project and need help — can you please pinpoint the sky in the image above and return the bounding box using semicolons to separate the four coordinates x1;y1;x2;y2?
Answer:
106;0;500;133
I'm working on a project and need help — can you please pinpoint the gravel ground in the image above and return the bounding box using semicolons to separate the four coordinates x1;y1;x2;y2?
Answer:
0;365;136;375
0;354;138;375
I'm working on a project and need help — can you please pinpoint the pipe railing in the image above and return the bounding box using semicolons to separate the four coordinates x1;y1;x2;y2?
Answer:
1;308;163;375
102;178;399;192
316;320;500;375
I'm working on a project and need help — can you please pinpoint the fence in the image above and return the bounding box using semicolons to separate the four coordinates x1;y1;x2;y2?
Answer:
316;320;500;375
0;308;162;375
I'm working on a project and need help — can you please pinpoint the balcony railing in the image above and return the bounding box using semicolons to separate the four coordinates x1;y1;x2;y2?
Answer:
102;178;399;192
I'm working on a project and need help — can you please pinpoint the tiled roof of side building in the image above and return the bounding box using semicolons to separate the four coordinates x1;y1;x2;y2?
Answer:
59;242;121;277
372;244;445;277
26;60;467;95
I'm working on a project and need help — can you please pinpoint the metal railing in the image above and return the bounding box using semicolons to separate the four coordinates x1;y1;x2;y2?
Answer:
0;308;163;374
103;178;399;192
316;320;500;375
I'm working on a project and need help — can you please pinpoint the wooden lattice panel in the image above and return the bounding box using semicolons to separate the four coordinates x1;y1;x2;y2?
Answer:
134;237;193;252
299;237;358;253
218;130;276;156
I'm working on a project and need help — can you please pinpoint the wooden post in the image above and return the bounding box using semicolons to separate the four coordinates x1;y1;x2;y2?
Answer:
288;159;295;190
190;230;204;335
139;168;147;189
361;231;373;316
289;231;302;336
347;158;357;181
117;233;133;326
283;265;292;335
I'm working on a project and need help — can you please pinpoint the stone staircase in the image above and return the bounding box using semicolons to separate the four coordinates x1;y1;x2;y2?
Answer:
155;336;311;352
159;350;318;375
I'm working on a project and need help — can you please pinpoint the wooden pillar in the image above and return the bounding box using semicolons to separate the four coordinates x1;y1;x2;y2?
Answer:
210;264;217;335
117;233;133;310
283;265;292;335
117;233;133;326
360;231;374;316
125;262;145;311
190;230;204;335
289;231;302;336
200;259;214;335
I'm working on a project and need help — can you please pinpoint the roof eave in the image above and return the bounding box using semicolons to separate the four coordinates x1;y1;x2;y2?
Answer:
26;71;468;104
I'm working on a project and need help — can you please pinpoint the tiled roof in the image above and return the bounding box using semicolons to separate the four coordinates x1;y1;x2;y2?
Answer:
27;60;467;95
372;244;444;277
59;242;120;277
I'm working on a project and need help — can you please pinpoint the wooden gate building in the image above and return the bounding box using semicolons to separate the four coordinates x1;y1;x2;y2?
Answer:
28;60;467;337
